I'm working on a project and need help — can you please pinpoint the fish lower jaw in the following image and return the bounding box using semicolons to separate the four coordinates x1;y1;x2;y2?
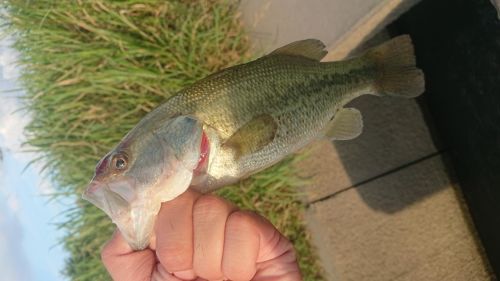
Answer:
114;203;159;251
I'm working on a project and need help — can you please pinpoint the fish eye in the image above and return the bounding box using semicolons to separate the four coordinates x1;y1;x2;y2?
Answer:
112;153;128;171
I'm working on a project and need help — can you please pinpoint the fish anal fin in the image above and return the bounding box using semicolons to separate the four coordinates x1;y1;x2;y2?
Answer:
270;39;328;61
223;114;277;158
325;108;363;140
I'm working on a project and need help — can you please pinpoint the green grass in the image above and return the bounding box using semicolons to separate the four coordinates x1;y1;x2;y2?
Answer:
1;1;324;280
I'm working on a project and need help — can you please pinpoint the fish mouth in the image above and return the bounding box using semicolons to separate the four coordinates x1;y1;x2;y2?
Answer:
82;180;131;217
82;179;158;250
82;143;201;250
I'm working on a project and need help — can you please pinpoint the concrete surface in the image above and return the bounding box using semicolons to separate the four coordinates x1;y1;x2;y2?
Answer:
306;155;491;281
238;1;493;280
239;0;419;59
239;0;381;52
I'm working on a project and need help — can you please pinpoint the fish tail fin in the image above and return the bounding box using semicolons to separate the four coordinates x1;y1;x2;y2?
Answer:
365;35;425;98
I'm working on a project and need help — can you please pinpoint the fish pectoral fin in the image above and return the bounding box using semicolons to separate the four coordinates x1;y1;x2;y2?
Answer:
223;114;277;158
269;39;328;61
325;108;363;140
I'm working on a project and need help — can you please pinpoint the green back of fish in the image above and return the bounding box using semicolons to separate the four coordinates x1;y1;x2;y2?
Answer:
128;36;423;189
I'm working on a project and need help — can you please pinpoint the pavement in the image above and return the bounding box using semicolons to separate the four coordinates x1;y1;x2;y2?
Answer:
238;0;493;280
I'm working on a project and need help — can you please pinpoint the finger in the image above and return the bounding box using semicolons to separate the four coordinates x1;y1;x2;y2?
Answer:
250;213;301;280
221;211;261;280
192;194;237;280
172;269;197;280
155;189;201;273
151;263;184;281
101;230;156;281
222;211;301;281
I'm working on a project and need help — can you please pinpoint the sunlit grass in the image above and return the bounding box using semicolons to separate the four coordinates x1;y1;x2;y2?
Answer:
1;1;324;280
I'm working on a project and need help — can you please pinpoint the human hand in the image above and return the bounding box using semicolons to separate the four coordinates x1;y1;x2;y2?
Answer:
101;189;302;281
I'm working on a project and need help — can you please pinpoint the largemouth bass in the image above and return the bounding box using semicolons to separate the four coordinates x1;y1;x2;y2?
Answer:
83;35;424;250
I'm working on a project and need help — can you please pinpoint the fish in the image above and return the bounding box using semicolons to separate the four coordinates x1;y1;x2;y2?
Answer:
83;35;425;250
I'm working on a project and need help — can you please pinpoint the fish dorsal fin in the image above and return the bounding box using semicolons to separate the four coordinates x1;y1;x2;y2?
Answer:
270;39;328;61
223;114;277;158
325;108;363;140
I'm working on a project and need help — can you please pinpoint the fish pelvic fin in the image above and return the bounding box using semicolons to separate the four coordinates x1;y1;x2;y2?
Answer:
365;35;425;98
270;39;328;61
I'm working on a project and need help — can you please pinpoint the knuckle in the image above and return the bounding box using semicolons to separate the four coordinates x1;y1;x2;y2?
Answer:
193;195;228;217
226;210;256;231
